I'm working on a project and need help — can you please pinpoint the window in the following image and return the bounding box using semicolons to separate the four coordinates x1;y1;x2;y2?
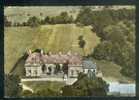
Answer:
76;70;79;74
35;70;37;76
48;67;52;74
88;69;92;74
26;69;31;76
28;70;31;73
42;64;46;73
93;69;95;73
71;70;74;76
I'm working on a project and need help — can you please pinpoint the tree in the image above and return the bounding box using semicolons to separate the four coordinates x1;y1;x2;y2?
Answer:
27;16;40;27
51;12;74;24
77;72;86;80
40;12;43;16
103;23;127;46
76;7;93;25
78;35;86;56
4;16;11;27
60;12;69;23
62;73;108;96
93;41;113;61
78;35;83;40
69;15;74;23
62;61;69;74
44;16;50;24
120;42;135;79
5;74;22;97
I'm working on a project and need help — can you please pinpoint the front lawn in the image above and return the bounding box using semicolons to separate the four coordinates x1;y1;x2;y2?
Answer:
22;81;65;96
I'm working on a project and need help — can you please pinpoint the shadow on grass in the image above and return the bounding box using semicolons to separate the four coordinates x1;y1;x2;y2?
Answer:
9;53;28;77
9;49;42;77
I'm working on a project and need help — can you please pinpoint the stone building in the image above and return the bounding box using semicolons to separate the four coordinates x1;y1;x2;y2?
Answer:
24;49;97;79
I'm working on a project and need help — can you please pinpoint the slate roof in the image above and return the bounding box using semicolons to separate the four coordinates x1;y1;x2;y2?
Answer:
25;52;82;65
82;60;96;69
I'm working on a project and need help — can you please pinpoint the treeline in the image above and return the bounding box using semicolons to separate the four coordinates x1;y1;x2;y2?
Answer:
5;7;135;28
93;22;135;79
76;7;135;79
4;12;74;27
76;7;135;40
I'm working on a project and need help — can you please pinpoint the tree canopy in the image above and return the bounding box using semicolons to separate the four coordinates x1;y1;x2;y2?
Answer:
5;74;22;97
27;16;40;27
92;22;135;79
76;7;135;40
62;73;108;96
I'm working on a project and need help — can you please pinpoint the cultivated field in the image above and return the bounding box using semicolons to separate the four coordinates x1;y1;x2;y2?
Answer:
5;6;80;23
4;24;100;74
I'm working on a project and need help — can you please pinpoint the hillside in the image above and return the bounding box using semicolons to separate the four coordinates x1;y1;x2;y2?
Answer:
4;24;100;74
93;59;134;83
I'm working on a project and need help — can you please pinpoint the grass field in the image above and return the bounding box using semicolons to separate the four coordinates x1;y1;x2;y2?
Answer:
5;6;80;23
94;59;134;83
4;24;100;74
22;81;65;92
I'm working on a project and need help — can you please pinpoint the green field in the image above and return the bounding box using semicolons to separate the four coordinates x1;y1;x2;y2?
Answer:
5;6;80;23
4;24;100;74
94;59;134;83
22;81;65;94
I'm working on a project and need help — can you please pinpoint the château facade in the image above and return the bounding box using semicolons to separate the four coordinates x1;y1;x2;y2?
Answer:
24;49;97;79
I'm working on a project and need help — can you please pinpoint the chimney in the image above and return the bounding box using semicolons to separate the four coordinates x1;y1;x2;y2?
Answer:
47;51;52;56
67;50;71;56
28;49;32;55
59;51;62;55
41;49;44;55
49;51;52;55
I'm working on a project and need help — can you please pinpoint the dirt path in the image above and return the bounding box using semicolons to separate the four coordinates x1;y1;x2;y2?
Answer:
22;83;34;93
